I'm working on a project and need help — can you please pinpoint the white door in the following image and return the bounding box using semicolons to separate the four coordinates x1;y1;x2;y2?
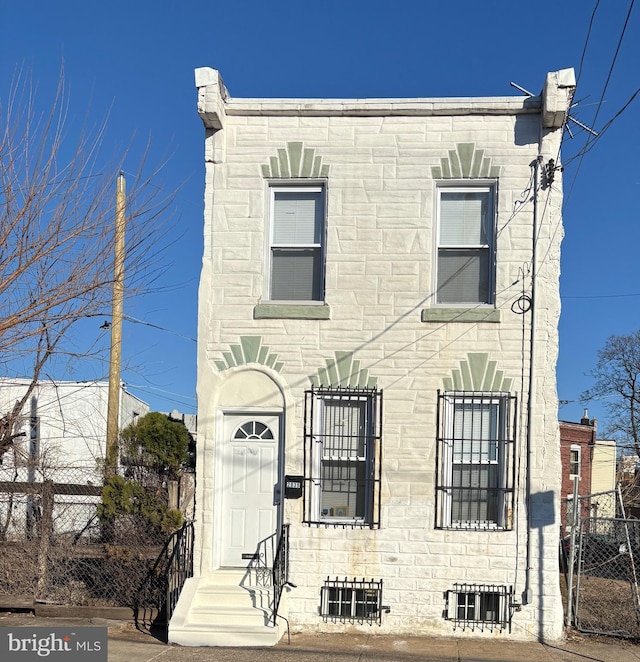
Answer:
220;414;280;567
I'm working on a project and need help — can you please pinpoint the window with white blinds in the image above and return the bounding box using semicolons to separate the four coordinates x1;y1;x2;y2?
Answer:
303;386;383;528
436;187;494;304
436;391;516;530
269;187;325;301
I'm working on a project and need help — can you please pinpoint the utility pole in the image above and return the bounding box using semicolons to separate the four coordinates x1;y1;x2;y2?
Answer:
105;172;126;480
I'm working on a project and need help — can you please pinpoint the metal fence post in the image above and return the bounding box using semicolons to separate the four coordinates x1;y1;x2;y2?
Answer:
566;475;579;626
35;479;54;599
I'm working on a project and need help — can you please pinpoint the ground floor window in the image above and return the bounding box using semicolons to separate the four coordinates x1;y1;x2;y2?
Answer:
303;386;382;528
320;577;386;624
436;391;517;530
445;583;513;632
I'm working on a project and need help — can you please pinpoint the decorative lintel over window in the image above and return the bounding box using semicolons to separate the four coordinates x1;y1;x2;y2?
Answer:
431;142;501;180
303;351;381;527
436;354;516;531
259;142;330;307
213;335;284;373
261;141;329;179
423;143;502;320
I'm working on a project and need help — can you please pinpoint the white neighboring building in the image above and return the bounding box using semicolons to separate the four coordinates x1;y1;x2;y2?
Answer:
171;67;575;647
0;378;148;483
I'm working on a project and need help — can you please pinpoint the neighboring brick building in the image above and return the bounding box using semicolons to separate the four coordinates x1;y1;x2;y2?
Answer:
559;412;596;531
170;67;575;646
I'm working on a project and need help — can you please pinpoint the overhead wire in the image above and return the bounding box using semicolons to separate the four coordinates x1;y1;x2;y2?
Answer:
576;0;601;87
564;0;636;202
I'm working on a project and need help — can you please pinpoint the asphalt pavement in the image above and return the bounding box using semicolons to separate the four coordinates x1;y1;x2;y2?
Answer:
2;613;640;662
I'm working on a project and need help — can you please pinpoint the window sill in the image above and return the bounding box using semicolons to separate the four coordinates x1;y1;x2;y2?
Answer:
440;524;508;532
254;303;331;320
421;308;501;323
304;519;377;529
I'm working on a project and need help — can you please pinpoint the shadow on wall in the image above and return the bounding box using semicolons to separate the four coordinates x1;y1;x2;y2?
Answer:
530;490;556;640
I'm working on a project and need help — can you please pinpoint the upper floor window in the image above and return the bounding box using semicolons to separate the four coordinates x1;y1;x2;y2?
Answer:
268;186;325;301
436;186;495;305
569;445;580;479
436;391;516;530
303;386;382;528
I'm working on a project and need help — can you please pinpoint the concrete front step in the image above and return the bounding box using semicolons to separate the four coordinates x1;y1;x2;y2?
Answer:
169;621;281;647
168;574;283;647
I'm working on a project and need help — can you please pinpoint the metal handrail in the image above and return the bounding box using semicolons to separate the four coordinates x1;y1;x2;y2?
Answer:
272;523;290;625
165;520;194;623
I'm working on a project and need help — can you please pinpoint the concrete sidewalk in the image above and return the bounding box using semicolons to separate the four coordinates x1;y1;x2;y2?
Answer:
3;613;640;662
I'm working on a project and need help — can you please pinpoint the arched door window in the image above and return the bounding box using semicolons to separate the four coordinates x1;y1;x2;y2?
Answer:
233;421;274;441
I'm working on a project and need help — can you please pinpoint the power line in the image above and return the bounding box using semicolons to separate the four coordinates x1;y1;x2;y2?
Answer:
576;0;601;87
565;0;636;201
564;291;640;300
87;313;196;342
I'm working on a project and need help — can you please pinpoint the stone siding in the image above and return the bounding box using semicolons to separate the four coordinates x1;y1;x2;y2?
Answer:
194;70;572;641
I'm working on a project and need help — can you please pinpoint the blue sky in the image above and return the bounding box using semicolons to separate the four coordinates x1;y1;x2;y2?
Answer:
1;1;639;433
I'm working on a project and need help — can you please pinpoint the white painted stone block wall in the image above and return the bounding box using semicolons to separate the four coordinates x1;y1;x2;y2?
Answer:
194;69;572;641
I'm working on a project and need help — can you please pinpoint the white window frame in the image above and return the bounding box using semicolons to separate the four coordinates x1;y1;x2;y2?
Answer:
446;584;513;631
320;578;383;624
456;591;500;622
435;184;496;305
569;444;581;480
439;392;511;530
566;494;575;531
312;394;374;524
266;184;326;302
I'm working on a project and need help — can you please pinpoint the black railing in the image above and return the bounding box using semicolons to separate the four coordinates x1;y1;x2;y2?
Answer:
165;520;194;623
272;523;290;625
246;532;276;587
132;519;194;634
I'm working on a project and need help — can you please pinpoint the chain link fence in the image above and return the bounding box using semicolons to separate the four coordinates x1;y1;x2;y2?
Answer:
0;465;194;614
562;488;640;639
574;516;640;637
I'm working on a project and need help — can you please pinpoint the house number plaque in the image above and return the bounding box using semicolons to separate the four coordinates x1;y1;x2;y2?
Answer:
284;475;303;499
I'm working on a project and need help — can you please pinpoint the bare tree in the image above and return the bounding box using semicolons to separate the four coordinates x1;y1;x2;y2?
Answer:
0;68;174;461
582;330;640;458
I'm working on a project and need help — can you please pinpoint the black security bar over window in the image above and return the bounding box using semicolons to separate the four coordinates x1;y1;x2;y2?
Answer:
303;386;382;528
436;391;517;531
445;583;514;632
320;577;387;625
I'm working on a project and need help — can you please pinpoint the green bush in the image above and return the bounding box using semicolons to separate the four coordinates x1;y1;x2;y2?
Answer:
98;475;183;538
119;412;193;478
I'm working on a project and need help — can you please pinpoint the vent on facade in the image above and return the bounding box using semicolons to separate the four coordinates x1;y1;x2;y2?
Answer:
320;577;387;625
445;583;513;632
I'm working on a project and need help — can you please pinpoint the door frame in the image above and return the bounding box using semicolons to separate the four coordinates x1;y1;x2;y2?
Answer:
213;408;284;570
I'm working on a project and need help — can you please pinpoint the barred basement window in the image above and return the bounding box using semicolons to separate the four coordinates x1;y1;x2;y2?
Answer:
303;386;382;528
436;391;516;530
445;583;513;632
320;578;386;624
